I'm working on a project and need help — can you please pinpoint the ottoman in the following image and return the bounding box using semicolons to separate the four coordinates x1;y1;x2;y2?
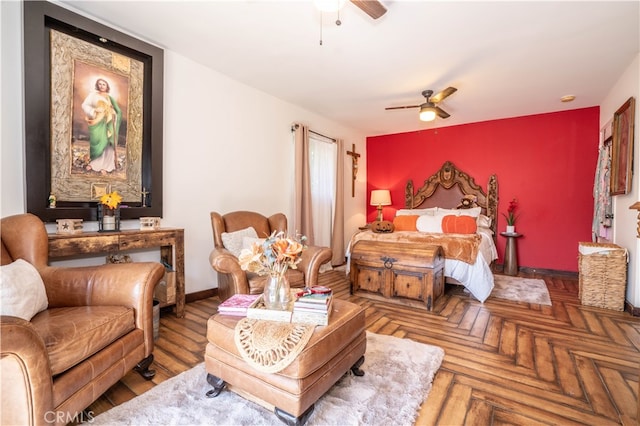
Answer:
205;298;366;426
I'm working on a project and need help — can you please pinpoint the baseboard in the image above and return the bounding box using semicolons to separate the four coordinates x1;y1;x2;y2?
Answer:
518;266;578;278
625;301;640;317
493;263;578;278
186;288;218;303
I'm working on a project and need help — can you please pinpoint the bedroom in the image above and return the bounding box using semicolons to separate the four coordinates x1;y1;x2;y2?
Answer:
2;0;638;305
1;0;640;424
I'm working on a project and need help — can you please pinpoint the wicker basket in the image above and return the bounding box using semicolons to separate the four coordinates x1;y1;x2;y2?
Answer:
578;242;628;311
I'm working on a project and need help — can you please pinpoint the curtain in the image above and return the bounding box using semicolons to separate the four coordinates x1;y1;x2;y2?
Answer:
293;124;345;266
293;124;314;242
308;133;336;248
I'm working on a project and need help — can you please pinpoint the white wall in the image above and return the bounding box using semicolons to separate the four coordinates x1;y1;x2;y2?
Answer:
600;53;640;306
0;2;367;294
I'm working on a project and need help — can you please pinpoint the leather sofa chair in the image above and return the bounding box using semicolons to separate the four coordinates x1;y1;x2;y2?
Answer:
209;211;332;302
0;213;165;426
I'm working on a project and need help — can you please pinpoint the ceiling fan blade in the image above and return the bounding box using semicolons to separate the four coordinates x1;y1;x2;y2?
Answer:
429;86;457;103
385;105;420;110
350;0;387;19
435;106;450;119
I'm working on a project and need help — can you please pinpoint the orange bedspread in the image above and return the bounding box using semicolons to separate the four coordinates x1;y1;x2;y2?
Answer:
350;230;481;265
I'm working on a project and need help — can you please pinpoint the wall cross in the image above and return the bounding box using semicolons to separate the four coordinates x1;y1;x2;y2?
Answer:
346;144;360;197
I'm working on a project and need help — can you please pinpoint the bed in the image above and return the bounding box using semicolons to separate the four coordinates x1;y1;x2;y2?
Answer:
347;161;499;303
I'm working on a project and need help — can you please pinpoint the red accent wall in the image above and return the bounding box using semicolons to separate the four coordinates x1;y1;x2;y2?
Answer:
366;107;600;273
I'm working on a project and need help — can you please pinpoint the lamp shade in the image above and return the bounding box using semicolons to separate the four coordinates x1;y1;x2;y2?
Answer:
370;190;391;206
419;104;437;122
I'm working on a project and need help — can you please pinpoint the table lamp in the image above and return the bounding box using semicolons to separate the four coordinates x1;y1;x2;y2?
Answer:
370;189;391;222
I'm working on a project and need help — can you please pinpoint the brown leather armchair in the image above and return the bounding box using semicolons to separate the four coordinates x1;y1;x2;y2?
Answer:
209;211;332;301
0;213;165;426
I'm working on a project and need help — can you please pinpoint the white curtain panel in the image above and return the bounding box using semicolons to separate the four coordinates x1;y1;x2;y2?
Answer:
309;133;337;248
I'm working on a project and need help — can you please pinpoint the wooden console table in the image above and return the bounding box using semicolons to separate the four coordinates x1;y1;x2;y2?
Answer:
48;228;185;318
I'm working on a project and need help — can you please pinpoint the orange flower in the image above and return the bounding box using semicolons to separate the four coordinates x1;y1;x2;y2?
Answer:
238;231;306;278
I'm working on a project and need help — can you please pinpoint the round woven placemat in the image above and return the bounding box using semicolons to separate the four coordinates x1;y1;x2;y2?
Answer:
234;318;315;374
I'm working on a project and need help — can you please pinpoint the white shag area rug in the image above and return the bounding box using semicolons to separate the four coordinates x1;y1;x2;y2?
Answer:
491;275;552;306
92;332;445;425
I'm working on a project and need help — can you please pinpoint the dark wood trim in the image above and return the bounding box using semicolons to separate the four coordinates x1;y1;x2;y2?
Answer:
518;266;578;278
186;288;218;303
625;300;640;317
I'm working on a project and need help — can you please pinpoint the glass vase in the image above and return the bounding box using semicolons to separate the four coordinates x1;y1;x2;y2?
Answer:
263;274;291;311
98;204;120;232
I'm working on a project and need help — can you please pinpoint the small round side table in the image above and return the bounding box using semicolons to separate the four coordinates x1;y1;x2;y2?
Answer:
499;232;523;276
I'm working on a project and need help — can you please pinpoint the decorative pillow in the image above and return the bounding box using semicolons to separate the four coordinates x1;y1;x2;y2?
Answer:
221;226;258;257
457;207;482;218
241;236;266;251
477;214;492;228
395;208;437;216
441;215;478;234
393;215;419;231
416;214;444;233
438;206;482;218
371;220;395;233
0;259;48;321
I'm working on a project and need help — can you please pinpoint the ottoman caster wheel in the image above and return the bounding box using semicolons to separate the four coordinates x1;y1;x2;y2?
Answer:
205;373;226;398
350;355;365;376
275;405;314;426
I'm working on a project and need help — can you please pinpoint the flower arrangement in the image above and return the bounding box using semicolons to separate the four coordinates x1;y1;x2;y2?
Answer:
100;191;122;210
238;231;307;280
502;197;520;225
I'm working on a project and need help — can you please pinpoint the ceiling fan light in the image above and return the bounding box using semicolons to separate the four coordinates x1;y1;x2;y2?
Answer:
314;0;347;12
419;105;437;122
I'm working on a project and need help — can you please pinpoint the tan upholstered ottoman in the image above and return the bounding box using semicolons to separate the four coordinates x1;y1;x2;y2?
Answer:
204;299;366;425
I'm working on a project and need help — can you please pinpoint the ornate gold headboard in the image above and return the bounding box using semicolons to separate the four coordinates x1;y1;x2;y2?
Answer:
405;161;499;236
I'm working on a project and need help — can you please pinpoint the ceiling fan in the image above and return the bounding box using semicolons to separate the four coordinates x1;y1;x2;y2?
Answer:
350;0;387;19
385;87;458;121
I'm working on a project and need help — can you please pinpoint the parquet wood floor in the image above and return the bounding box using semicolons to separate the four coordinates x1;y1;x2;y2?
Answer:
86;270;640;425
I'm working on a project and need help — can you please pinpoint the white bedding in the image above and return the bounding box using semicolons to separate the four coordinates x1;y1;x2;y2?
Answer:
346;229;498;303
444;230;497;302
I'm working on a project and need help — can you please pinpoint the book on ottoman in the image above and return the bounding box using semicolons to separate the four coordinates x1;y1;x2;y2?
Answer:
218;294;260;316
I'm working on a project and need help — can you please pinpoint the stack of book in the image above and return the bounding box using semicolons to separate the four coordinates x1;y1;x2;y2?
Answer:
291;290;333;326
217;294;260;317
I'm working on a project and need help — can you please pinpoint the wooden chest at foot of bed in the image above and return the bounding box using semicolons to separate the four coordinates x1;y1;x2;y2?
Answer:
350;241;445;310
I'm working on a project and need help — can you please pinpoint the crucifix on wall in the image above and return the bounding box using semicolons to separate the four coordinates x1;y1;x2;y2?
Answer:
346;144;360;197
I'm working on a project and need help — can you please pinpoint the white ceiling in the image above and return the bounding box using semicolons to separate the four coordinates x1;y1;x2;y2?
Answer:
60;0;640;136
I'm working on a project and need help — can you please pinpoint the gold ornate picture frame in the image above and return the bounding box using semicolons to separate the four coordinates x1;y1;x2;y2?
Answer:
610;97;635;196
24;1;164;222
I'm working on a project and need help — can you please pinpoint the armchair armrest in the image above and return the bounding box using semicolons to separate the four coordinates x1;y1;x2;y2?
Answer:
40;262;165;355
209;248;250;299
298;245;332;288
1;316;54;425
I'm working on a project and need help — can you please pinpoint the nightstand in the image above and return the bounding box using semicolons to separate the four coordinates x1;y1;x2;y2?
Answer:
499;232;522;276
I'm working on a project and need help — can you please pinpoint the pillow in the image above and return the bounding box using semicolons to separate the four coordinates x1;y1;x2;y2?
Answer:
393;215;419;231
477;214;492;228
221;226;258;257
0;259;48;321
441;215;478;234
242;236;266;251
458;206;482;218
438;206;482;218
416;214;444;233
395;208;437;216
